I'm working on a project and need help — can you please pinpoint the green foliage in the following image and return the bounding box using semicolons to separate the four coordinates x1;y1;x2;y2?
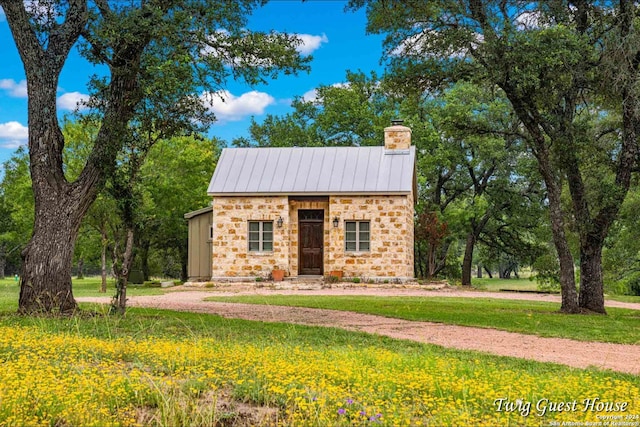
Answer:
531;253;561;292
236;70;394;148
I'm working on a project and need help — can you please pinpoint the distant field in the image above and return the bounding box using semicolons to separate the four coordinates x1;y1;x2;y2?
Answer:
0;277;164;311
471;276;541;292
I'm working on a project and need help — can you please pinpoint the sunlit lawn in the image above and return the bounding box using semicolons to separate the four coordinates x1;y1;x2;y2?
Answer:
205;295;640;344
471;276;542;292
0;277;164;311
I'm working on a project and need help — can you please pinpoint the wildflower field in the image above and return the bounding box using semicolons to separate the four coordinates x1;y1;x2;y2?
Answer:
0;309;637;426
0;280;638;426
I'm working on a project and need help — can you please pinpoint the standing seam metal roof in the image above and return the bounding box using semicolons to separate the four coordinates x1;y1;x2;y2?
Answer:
207;146;416;195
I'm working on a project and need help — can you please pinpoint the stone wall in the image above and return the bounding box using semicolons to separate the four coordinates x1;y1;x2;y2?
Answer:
211;196;289;279
211;194;414;280
327;195;414;279
384;124;411;150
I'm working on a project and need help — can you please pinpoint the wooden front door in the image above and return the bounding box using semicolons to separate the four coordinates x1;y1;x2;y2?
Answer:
299;210;324;275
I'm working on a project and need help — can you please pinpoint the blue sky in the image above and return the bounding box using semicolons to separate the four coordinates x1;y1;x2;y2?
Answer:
0;1;386;165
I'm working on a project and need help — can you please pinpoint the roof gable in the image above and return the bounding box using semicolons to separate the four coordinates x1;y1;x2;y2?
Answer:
207;146;416;196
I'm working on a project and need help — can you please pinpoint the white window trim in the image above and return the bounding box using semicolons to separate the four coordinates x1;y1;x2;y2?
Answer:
248;221;274;252
345;220;370;252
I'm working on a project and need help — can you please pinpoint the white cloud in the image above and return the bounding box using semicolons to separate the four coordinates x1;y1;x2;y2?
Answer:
295;33;328;55
300;82;350;103
0;79;28;98
57;91;90;111
515;10;543;30
0;121;28;148
201;90;275;122
301;89;318;103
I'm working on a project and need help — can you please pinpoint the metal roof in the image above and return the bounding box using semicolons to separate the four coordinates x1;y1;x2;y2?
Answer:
183;205;212;219
207;146;416;196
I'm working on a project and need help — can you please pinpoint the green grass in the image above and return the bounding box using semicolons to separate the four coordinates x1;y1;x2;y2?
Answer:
0;277;164;311
205;295;640;344
471;276;542;292
607;294;640;303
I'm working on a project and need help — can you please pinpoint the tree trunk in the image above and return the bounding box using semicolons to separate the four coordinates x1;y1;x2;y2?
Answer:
477;264;482;278
461;232;475;286
111;227;134;315
19;202;83;314
100;229;108;293
578;244;606;314
500;82;580;313
2;1;144;315
547;178;579;313
532;141;579;313
0;245;6;280
179;241;189;282
484;267;493;278
139;238;150;282
76;257;84;280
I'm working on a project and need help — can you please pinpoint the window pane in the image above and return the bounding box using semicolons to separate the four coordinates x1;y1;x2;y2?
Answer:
263;231;273;242
359;222;370;232
263;222;273;232
262;241;273;251
345;222;356;232
249;241;260;251
345;231;356;242
249;222;260;232
359;241;370;251
359;232;370;242
249;231;260;242
345;241;356;251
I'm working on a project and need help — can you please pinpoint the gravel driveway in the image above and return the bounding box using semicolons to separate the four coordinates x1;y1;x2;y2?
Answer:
77;286;640;375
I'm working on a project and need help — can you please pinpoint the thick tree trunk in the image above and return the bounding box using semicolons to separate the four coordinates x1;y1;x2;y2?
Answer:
578;244;606;314
461;232;475;286
19;202;83;314
547;178;579;313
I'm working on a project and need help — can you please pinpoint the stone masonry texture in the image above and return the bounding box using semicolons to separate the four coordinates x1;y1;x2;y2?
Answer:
211;194;414;280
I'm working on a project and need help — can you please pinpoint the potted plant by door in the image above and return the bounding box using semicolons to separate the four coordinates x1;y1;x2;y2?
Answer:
271;267;285;282
329;270;343;279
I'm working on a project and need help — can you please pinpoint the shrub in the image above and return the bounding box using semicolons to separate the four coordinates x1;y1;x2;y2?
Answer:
325;275;340;284
351;277;361;284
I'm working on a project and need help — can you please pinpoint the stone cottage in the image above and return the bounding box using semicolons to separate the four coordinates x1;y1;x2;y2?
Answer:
185;121;416;281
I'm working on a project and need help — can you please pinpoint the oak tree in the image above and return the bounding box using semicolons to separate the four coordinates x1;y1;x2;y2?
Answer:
1;0;309;314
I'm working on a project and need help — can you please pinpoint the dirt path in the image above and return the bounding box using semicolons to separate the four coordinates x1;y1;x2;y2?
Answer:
77;288;640;375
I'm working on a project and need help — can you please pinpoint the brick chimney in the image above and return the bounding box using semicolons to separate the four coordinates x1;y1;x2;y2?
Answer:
384;119;411;150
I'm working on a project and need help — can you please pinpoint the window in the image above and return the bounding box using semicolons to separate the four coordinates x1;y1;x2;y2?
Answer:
248;221;273;252
345;221;370;252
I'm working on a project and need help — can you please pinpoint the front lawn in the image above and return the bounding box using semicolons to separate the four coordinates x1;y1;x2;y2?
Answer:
205;295;640;344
